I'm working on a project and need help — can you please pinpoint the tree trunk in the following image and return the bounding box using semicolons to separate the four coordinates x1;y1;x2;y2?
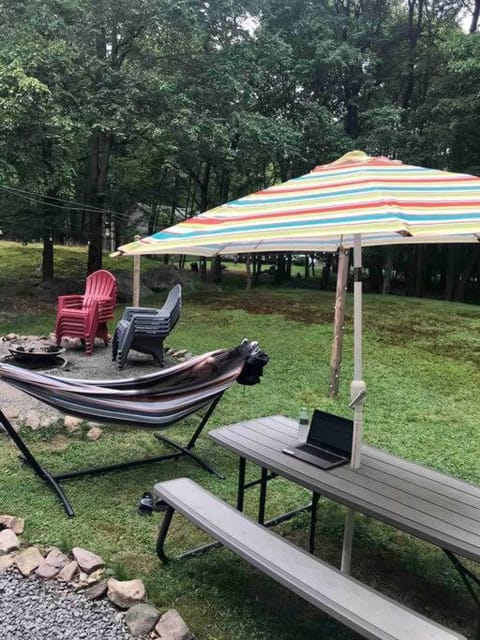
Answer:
199;257;207;281
253;255;263;285
211;256;222;284
406;248;416;296
87;8;112;274
245;256;252;290
275;254;287;283
304;254;310;279
402;0;424;111
454;246;479;301
321;254;333;289
470;0;480;32
415;245;424;298
286;254;292;278
444;245;457;300
199;162;211;212
86;131;112;274
42;231;54;282
382;249;394;294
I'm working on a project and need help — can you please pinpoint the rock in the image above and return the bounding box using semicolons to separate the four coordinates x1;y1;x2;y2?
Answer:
0;515;25;535
74;570;90;589
0;529;20;554
154;609;193;640
73;567;105;590
21;410;42;430
15;546;43;576
0;554;15;571
87;567;106;584
107;578;146;609
3;406;21;420
44;548;69;569
87;421;103;429
84;579;108;600
141;265;185;292
115;272;152;303
86;426;102;441
32;278;81;302
125;603;160;636
6;333;17;341
173;349;188;357
57;560;78;582
64;416;83;433
72;547;104;574
35;561;60;579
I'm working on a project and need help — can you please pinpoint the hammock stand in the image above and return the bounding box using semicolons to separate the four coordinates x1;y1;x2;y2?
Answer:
0;341;265;517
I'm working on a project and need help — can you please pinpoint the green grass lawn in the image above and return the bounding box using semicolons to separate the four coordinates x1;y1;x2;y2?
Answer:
0;241;479;638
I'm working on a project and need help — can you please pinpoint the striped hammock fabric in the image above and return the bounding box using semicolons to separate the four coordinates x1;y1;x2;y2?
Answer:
0;342;255;428
116;151;480;257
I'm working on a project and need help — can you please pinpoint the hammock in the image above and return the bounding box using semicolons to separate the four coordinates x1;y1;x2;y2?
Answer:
0;340;268;517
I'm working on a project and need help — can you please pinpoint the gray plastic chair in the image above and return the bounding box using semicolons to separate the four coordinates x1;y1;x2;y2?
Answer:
112;284;182;369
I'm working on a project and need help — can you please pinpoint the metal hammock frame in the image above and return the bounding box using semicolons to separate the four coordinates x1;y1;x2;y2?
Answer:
0;341;259;517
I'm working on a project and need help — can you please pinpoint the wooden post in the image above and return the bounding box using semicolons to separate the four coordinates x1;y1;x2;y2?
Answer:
132;235;141;307
328;247;349;398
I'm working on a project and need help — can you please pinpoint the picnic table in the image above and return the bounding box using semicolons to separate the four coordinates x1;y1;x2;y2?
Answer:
209;415;480;610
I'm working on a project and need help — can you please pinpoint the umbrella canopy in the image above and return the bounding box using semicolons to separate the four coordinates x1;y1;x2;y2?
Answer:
117;150;480;257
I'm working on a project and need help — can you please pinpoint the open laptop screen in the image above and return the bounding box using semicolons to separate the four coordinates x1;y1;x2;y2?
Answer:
308;409;353;457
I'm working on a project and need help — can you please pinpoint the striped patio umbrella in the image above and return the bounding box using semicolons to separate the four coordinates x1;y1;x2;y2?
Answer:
116;150;480;571
117;150;480;256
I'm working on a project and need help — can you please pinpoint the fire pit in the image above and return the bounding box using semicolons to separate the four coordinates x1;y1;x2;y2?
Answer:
2;344;67;370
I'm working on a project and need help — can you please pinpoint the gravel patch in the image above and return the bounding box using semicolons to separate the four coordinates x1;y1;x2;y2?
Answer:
0;569;134;640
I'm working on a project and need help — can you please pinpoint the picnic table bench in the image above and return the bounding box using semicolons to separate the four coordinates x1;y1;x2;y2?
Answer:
153;477;466;640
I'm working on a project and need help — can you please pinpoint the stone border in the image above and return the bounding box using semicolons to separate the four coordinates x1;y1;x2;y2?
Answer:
0;516;194;640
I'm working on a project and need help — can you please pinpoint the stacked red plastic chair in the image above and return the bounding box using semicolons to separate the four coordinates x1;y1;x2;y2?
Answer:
55;270;117;356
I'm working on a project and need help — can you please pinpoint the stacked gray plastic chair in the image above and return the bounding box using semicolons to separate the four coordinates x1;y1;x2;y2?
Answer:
112;284;182;369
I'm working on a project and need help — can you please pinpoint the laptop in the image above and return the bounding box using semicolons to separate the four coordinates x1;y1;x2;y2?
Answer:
282;409;353;470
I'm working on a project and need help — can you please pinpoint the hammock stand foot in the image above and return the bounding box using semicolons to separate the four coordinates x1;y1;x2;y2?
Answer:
1;410;75;517
1;395;224;517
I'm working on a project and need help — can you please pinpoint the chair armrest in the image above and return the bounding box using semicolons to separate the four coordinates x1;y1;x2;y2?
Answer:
57;294;84;311
122;307;158;321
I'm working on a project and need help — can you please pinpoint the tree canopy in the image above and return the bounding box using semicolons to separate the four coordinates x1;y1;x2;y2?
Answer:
0;0;479;299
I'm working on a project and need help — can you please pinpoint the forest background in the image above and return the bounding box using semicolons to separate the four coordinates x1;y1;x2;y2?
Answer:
1;0;480;301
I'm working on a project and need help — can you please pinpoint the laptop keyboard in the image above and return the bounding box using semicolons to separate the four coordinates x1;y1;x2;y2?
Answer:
298;444;342;462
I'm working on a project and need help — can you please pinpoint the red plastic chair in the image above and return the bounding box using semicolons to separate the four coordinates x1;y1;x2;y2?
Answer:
55;270;117;355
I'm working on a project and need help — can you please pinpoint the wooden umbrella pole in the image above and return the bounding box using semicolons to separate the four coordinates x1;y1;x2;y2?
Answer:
328;247;349;398
245;255;252;290
132;235;141;306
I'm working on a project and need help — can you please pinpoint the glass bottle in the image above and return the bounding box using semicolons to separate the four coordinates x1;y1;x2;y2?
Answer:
297;406;310;443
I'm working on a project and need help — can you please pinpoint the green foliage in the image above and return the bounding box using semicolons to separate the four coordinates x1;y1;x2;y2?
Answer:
0;0;480;291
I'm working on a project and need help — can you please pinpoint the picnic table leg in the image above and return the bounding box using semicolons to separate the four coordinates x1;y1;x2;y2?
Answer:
341;508;356;573
236;457;246;511
443;550;480;639
258;467;268;525
156;506;175;563
309;492;320;554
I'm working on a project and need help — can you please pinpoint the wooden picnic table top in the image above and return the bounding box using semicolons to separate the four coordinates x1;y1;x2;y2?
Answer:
209;415;480;564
